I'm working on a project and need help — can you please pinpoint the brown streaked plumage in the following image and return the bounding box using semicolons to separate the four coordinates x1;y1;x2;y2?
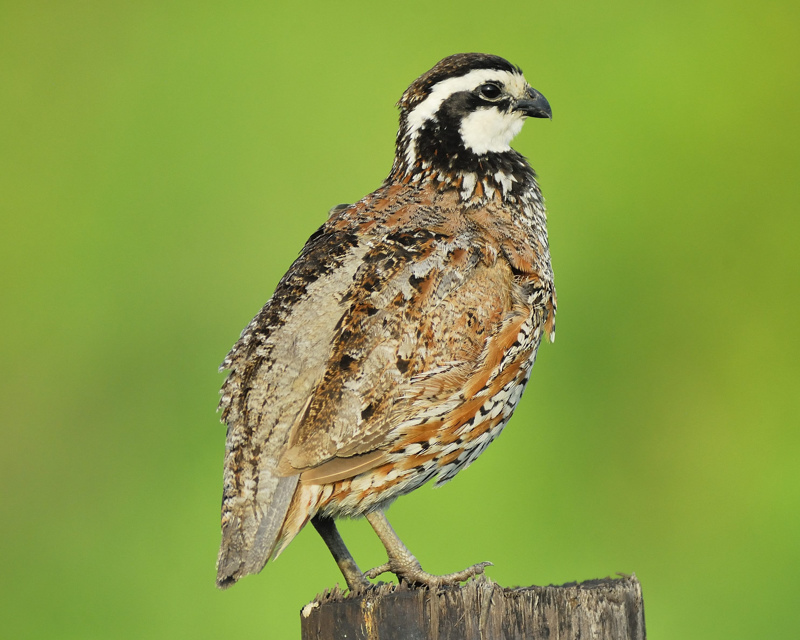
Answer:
217;53;556;590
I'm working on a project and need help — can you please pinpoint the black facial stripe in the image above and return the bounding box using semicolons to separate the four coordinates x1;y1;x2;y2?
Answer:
414;91;514;161
475;94;513;110
415;94;535;188
415;92;474;161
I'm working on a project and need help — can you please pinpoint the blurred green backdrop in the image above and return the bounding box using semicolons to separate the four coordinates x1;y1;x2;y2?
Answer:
2;1;798;638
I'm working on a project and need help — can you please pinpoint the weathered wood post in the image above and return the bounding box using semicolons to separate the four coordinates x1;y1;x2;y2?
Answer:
301;574;645;639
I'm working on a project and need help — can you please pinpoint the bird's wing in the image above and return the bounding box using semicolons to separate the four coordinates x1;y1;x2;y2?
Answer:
216;222;372;587
278;226;552;481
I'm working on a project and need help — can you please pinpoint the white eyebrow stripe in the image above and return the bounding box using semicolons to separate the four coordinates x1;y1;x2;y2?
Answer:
405;69;526;136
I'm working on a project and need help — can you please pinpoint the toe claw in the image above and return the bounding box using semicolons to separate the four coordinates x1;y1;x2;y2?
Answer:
388;559;493;588
365;563;392;580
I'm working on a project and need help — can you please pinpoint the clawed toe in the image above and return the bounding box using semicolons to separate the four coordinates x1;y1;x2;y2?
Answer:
367;558;493;588
365;562;392;580
402;560;493;588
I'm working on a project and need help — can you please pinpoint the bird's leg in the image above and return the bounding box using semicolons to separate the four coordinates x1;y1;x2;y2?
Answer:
364;510;492;588
311;515;371;591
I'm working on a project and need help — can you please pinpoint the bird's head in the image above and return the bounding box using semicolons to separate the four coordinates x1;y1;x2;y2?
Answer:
390;53;550;197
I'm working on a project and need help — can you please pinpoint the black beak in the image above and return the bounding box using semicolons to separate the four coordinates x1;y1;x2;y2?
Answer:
514;87;552;119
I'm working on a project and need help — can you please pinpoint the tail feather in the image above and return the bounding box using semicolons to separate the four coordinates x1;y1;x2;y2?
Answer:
216;472;299;588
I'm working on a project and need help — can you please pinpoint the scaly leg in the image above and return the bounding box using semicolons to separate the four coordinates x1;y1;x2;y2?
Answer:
364;510;492;587
311;515;371;591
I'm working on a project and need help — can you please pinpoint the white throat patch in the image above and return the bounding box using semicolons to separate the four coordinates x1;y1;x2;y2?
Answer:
459;108;525;154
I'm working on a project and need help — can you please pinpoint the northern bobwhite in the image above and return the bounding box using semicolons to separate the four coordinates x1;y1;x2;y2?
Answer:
217;52;556;590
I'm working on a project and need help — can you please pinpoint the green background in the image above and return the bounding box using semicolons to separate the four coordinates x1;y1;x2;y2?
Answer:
2;1;798;638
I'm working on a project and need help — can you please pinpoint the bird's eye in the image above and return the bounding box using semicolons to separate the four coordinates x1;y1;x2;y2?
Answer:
478;83;502;100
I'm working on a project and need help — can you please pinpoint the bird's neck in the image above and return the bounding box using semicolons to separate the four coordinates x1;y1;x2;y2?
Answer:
387;144;540;207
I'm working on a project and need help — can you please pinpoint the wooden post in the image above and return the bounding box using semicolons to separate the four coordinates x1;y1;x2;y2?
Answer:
300;574;645;640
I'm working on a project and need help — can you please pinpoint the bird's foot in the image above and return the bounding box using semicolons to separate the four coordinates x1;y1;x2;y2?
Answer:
366;557;492;588
362;510;492;588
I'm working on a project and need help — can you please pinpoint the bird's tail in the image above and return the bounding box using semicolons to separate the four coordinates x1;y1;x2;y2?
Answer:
216;467;300;589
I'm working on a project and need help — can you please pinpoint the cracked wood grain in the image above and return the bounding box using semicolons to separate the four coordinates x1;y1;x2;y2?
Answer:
300;575;645;640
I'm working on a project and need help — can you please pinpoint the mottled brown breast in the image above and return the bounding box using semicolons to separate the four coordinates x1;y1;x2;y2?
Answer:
275;182;554;490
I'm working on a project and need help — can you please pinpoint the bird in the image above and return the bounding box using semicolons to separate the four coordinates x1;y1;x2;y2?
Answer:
216;52;556;591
